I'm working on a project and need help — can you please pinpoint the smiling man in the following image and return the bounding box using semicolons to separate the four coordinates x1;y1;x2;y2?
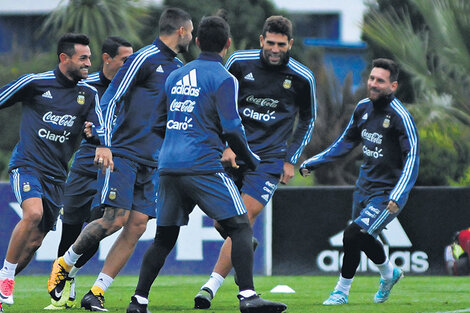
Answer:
194;15;316;310
47;8;194;312
0;33;102;308
300;58;419;305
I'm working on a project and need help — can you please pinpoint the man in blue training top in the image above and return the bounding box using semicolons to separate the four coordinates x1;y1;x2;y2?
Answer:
0;33;102;308
195;15;316;309
300;58;419;305
45;36;133;310
47;8;193;312
126;16;287;313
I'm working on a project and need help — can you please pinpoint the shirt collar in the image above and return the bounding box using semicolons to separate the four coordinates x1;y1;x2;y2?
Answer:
197;51;223;63
99;71;111;87
153;38;177;58
54;67;78;88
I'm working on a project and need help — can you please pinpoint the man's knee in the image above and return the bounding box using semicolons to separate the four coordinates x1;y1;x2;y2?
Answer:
154;226;179;249
217;214;252;238
343;222;365;247
22;208;43;226
100;207;129;232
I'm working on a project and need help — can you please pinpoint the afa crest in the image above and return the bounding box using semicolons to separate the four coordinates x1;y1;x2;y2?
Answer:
283;78;292;89
23;182;31;192
77;91;85;105
109;188;117;200
383;115;391;128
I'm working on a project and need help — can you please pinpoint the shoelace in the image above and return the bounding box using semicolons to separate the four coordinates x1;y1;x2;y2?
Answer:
48;262;68;292
97;294;105;306
0;279;15;296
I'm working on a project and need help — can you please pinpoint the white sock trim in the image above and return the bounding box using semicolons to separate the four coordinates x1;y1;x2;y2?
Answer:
201;272;225;296
134;295;148;305
94;272;114;292
238;289;256;298
63;246;82;266
0;260;17;280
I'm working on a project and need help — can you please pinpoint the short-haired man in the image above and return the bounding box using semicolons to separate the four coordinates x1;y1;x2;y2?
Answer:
47;8;193;312
0;33;102;308
195;15;316;309
45;36;133;310
300;58;419;305
126;16;287;313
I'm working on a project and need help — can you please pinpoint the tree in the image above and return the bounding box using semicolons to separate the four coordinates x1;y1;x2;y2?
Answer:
362;0;470;185
299;48;364;185
138;0;281;62
40;0;146;67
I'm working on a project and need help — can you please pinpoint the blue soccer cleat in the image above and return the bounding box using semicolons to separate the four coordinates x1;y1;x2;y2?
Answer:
374;267;404;303
323;290;348;305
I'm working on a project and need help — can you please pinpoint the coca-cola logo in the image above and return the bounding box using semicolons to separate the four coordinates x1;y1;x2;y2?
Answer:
169;99;195;113
246;95;279;108
42;111;77;127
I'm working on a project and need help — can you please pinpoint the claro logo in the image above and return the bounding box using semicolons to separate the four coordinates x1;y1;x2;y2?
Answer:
316;219;429;273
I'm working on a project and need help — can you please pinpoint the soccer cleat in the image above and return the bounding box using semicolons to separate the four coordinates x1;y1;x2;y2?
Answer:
0;302;3;312
238;294;287;313
322;290;348;305
194;287;213;309
44;277;76;310
0;278;15;305
48;258;70;301
126;296;151;313
81;290;108;312
374;267;404;303
66;277;77;308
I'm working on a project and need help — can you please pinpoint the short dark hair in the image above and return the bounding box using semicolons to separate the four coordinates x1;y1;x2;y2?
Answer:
57;33;90;62
197;16;230;53
159;7;191;36
372;58;399;82
102;36;132;58
262;16;293;40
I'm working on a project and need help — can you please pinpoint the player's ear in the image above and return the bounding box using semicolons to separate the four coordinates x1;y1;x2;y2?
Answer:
102;53;111;64
225;37;231;50
259;35;264;48
195;37;201;49
59;52;70;64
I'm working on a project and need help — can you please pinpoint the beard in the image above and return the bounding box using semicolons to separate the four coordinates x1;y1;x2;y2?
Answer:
177;39;190;54
68;66;88;82
369;88;393;106
262;49;290;67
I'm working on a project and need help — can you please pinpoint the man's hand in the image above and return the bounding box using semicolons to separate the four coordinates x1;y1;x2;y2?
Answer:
220;148;239;169
280;162;294;185
386;200;399;213
83;121;93;138
95;147;114;173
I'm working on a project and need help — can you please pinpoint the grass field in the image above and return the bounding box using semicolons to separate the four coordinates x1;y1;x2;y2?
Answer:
3;275;470;313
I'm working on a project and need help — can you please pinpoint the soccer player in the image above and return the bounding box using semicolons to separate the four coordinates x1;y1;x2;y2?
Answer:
300;58;419;305
126;15;287;313
44;36;133;310
0;33;102;307
47;8;193;312
194;15;316;309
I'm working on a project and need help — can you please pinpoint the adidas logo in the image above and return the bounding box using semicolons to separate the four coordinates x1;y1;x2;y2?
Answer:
171;69;200;97
156;65;164;73
261;194;270;201
362;113;368;120
42;90;53;99
244;72;255;81
360;217;370;226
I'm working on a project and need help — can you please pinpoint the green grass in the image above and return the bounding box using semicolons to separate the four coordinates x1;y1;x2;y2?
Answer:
5;275;470;312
